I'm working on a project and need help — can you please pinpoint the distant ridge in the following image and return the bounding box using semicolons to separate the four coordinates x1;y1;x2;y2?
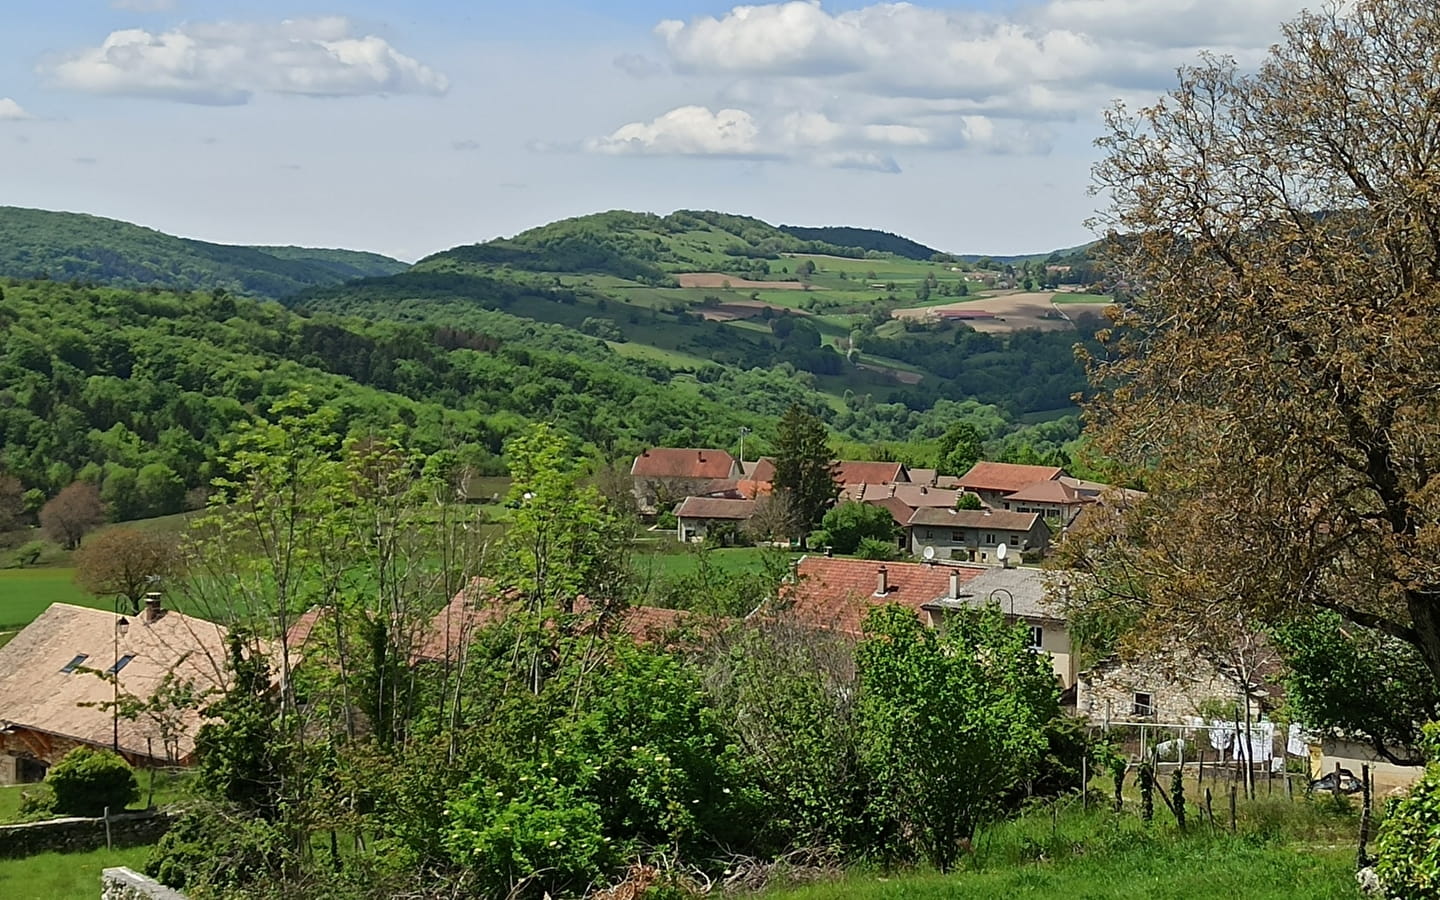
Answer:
777;225;941;261
0;206;408;299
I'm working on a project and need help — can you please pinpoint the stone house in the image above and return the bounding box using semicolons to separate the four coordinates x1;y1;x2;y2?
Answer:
955;461;1066;508
0;597;240;784
1075;651;1271;726
905;507;1051;563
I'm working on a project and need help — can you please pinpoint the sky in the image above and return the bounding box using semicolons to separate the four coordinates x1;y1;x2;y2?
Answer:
0;1;1314;261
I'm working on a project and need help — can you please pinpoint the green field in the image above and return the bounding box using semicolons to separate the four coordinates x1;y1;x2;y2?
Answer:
0;568;96;630
0;845;153;900
1051;292;1114;305
633;544;797;581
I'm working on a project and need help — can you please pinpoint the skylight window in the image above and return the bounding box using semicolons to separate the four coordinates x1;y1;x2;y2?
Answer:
107;654;135;675
60;654;88;674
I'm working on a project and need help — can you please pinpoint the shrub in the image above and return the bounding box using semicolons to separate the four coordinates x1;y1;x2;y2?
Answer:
16;784;54;821
45;746;138;816
818;502;897;554
148;805;293;892
855;537;899;560
1376;723;1440;897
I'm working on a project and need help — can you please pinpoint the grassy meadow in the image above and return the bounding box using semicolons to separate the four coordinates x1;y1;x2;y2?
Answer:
0;846;153;900
0;568;95;631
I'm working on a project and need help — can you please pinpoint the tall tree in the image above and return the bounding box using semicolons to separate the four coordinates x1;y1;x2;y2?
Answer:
939;422;984;477
74;527;181;615
771;404;838;543
1072;0;1440;712
39;481;106;549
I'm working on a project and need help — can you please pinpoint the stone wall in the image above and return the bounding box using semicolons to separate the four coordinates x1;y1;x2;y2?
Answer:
102;866;188;900
0;810;172;859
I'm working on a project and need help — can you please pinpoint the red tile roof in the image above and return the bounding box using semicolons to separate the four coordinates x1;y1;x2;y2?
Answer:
631;449;738;480
841;483;961;509
1003;479;1090;505
782;557;983;637
741;458;776;482
834;461;908;485
957;461;1065;494
674;497;756;520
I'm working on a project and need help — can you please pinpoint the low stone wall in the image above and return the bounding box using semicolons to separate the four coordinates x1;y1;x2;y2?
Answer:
102;866;188;900
0;810;172;859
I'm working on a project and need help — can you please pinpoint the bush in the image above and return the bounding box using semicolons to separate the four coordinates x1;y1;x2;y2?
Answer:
16;784;54;821
1376;722;1440;897
818;502;897;554
148;805;293;892
45;746;138;816
855;537;899;560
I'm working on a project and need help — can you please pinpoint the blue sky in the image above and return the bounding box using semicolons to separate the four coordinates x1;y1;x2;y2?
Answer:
0;1;1310;260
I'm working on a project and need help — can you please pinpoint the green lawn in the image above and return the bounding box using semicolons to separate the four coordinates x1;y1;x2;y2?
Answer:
0;770;194;825
0;845;154;900
1051;292;1114;304
633;545;797;580
0;568;96;630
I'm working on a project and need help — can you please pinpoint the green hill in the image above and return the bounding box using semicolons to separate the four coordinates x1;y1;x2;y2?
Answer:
778;224;942;260
0;206;407;298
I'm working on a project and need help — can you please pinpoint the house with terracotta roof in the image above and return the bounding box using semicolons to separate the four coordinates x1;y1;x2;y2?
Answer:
956;461;1066;507
0;597;240;784
998;478;1094;526
630;448;742;515
834;461;910;486
781;557;983;637
779;558;1077;690
674;496;756;544
906;507;1050;564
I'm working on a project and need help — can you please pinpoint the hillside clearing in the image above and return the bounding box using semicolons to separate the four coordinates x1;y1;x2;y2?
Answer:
675;273;815;290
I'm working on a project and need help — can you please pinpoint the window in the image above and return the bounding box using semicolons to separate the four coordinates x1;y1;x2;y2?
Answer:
1133;692;1154;717
1010;533;1021;545
985;532;996;544
950;530;965;542
1027;626;1043;649
107;654;136;675
59;654;88;674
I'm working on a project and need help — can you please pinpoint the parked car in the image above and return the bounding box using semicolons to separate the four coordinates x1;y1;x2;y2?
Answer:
1310;768;1362;794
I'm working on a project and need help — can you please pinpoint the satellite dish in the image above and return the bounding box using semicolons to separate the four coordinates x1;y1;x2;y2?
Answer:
922;545;936;561
996;543;1008;561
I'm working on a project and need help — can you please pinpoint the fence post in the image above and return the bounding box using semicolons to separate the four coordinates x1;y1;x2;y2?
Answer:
1081;752;1088;812
1228;784;1238;834
103;805;112;851
1204;787;1215;829
1358;764;1373;869
1198;748;1205;785
1334;762;1342;801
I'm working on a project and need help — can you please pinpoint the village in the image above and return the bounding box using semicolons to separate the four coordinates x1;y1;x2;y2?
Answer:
0;446;1408;810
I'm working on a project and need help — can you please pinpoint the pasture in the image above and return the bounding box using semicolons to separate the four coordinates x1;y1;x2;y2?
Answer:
893;291;1078;333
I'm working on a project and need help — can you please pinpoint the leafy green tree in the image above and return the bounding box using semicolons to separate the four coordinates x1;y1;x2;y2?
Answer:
857;605;1057;870
815;501;897;554
939;422;984;476
1274;613;1437;764
956;493;983;510
772;404;838;544
194;631;291;821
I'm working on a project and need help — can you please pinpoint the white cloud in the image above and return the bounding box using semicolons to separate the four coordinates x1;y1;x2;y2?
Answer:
42;18;448;105
0;98;30;120
111;0;177;11
590;0;1308;172
587;105;764;157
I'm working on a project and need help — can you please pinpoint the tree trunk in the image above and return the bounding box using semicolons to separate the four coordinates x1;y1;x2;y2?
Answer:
1408;587;1440;685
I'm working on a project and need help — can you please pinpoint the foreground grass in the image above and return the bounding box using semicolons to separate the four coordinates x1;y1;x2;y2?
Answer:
0;845;152;900
768;797;1362;900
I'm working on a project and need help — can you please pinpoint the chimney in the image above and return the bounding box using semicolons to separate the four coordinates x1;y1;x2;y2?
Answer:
949;568;961;600
142;591;164;623
875;566;889;596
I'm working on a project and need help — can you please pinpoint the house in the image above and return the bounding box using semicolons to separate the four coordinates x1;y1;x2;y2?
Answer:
781;557;982;637
956;461;1066;507
630;449;742;514
778;558;1077;690
834;461;909;486
674;497;756;543
999;478;1094;526
905;507;1050;563
839;482;961;510
1075;650;1274;726
738;457;776;499
920;565;1077;690
411;580;700;664
0;596;239;784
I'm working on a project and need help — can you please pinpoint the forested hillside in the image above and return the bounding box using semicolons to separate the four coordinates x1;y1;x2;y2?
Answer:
0;207;407;298
778;224;942;260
